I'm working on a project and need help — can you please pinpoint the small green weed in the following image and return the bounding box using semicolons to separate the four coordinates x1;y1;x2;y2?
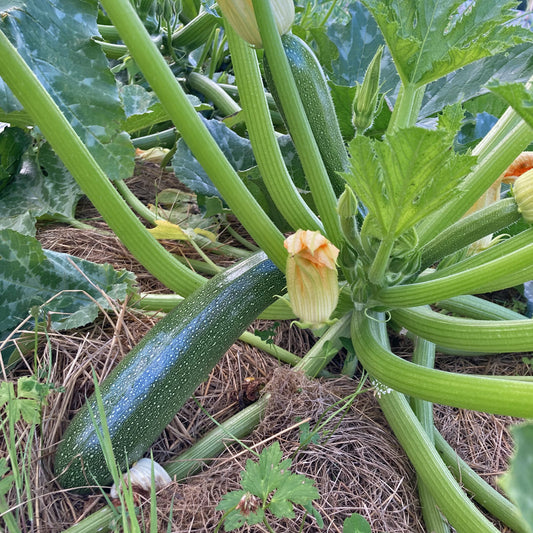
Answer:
216;441;321;532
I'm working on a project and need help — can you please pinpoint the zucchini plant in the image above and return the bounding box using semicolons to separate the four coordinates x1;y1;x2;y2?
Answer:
1;0;533;531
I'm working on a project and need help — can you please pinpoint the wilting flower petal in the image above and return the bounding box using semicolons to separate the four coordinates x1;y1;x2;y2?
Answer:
284;230;339;328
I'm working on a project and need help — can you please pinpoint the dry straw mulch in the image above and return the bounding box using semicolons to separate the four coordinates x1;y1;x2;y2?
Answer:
2;164;531;532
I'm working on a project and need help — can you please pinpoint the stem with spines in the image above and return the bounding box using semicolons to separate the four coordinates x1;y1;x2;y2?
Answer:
356;314;500;533
411;339;450;533
392;306;533;353
351;310;533;417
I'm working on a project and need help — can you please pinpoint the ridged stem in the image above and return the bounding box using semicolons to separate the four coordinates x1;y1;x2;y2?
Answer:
225;23;322;232
351;310;533;417
364;316;499;533
377;229;533;308
99;0;287;269
170;9;219;50
0;30;204;296
131;127;177;149
411;339;450;533
387;82;425;132
376;390;499;532
251;0;343;246
419;197;521;269
436;294;526;321
433;430;530;533
418;108;532;245
392;306;533;353
187;71;241;117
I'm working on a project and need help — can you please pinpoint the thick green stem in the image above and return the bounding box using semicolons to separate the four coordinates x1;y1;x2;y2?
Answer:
0;30;204;296
294;313;351;377
377;230;533;308
351;310;533;417
411;339;450;533
170;9;219;51
132;293;295;320
392;306;533;354
387;83;425;132
436;294;526;321
377;391;499;532
433;430;530;533
131;127;177;149
418;108;532;245
187;72;241;117
363;316;498;532
368;233;395;285
100;0;287;269
419;197;521;269
225;23;323;233
251;0;342;246
239;331;301;366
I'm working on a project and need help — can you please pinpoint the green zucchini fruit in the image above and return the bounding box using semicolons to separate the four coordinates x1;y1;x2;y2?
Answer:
54;252;285;491
263;32;348;196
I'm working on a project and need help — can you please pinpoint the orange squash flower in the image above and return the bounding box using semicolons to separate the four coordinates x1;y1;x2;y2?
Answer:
284;230;339;329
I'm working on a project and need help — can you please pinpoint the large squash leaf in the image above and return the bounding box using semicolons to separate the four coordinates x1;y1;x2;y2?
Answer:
0;0;134;181
0;142;83;236
0;229;136;356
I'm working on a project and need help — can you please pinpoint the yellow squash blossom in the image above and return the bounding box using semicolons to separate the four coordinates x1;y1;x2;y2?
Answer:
284;229;339;329
514;167;533;223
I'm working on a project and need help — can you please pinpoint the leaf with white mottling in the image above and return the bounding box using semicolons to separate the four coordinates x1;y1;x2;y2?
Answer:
0;143;83;235
0;0;134;180
0;229;136;341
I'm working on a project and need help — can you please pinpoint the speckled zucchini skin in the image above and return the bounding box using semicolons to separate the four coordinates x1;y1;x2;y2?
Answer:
263;32;348;196
54;253;285;491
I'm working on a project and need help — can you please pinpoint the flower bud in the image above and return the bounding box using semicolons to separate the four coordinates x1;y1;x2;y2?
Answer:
284;230;339;329
352;46;383;133
217;0;294;48
336;184;358;220
514;168;533;223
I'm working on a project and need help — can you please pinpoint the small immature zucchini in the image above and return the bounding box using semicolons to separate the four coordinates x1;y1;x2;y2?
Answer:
54;253;285;491
263;32;349;196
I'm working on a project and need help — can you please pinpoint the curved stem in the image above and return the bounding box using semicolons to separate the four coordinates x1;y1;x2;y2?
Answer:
170;9;219;50
225;23;323;233
419;197;521;269
377;390;499;532
364;316;499;533
433;429;530;533
251;0;342;246
187;71;241;117
131;127;177;149
418;108;532;245
0;30;204;296
377;231;533;308
436;294;526;321
351;310;533;417
411;339;450;533
100;0;287;269
392;306;533;353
